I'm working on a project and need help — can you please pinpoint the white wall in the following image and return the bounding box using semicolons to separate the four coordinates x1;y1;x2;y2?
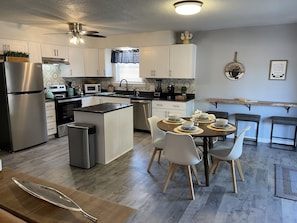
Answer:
192;23;297;142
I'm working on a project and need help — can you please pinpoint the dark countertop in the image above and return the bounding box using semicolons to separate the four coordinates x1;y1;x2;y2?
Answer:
73;103;133;114
45;91;195;102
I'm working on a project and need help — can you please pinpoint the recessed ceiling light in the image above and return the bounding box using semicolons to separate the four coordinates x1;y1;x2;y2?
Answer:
174;0;203;15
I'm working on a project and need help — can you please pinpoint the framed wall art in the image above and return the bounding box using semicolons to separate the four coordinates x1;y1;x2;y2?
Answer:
269;60;288;80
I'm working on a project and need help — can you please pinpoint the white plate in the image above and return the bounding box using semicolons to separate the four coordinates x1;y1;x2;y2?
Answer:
210;123;230;129
177;125;198;132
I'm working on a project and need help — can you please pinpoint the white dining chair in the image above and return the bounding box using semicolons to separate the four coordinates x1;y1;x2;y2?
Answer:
162;132;203;200
147;116;166;173
208;126;250;193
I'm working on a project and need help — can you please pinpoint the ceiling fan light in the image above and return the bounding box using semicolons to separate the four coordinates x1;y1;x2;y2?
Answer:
70;35;79;45
79;37;85;44
174;1;203;15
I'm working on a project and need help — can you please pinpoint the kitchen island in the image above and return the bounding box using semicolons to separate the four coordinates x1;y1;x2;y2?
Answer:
74;103;133;164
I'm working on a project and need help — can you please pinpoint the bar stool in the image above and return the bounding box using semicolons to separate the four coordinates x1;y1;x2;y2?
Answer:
234;113;261;145
207;111;229;141
270;116;297;150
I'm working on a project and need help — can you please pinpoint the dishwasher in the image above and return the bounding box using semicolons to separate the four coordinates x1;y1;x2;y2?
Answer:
131;99;152;131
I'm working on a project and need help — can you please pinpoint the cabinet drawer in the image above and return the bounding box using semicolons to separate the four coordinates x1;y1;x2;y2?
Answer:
46;109;56;122
45;101;55;110
152;101;186;110
47;122;57;135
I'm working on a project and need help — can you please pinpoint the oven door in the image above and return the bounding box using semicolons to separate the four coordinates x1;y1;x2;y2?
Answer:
56;98;82;125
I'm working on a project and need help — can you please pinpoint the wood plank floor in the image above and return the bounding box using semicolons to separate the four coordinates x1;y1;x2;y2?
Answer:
1;131;297;223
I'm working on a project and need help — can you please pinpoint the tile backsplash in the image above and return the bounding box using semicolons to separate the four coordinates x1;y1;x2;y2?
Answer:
42;64;196;94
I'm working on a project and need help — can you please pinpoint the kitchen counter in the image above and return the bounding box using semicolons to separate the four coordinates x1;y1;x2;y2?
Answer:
74;103;133;164
74;103;132;114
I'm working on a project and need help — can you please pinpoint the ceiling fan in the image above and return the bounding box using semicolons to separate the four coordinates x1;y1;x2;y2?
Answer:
67;22;106;38
47;22;106;44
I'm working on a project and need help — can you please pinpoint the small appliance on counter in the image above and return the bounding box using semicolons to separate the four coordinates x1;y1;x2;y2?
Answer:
167;84;175;99
154;79;162;98
84;83;101;94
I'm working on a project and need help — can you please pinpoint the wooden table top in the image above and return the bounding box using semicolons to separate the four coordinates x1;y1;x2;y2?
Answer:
157;119;236;138
0;168;136;223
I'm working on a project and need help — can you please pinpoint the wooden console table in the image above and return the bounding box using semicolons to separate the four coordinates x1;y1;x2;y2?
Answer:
0;168;135;223
206;98;297;113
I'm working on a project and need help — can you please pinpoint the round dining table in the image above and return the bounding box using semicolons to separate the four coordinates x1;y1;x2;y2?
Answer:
157;118;236;186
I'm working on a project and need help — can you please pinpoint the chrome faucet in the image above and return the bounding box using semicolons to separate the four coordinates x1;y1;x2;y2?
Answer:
119;79;129;91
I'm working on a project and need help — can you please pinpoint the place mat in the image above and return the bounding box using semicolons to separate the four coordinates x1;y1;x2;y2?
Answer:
207;123;236;131
0;168;136;223
162;118;184;125
275;164;297;201
173;126;204;135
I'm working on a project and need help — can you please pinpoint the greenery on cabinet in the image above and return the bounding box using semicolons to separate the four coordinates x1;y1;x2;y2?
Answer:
4;50;29;58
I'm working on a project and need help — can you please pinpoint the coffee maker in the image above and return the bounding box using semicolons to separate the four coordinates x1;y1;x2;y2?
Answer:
167;84;175;99
154;79;162;97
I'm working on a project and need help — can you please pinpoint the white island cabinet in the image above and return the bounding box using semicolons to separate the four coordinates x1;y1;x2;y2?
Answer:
74;103;133;164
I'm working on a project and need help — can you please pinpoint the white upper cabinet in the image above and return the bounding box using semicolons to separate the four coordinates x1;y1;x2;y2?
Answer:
140;44;196;79
41;43;68;58
169;44;196;78
139;46;170;78
28;42;42;63
83;48;100;77
98;48;112;77
0;39;28;54
65;47;85;77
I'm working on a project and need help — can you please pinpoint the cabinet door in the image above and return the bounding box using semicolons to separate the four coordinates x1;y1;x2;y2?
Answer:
98;48;112;77
84;48;99;77
41;44;68;58
139;46;169;78
67;47;85;77
28;42;42;63
169;44;196;78
0;39;28;55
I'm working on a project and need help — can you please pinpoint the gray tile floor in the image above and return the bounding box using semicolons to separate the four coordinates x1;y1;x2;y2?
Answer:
1;131;297;223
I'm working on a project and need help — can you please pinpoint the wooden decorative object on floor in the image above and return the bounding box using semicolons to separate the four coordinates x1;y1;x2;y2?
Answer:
0;168;136;223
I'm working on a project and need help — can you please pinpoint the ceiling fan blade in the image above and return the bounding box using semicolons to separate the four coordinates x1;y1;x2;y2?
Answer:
82;33;106;38
80;30;100;35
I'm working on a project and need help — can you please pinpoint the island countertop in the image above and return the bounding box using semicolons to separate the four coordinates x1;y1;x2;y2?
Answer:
74;102;133;114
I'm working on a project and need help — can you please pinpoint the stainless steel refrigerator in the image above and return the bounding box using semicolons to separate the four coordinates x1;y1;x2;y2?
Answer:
0;62;48;152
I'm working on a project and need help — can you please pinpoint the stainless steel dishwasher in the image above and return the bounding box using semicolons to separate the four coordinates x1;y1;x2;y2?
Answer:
131;99;152;131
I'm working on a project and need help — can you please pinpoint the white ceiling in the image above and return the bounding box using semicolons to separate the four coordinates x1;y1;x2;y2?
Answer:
0;0;297;36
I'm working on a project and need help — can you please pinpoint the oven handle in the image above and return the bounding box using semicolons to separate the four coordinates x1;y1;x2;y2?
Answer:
57;98;82;103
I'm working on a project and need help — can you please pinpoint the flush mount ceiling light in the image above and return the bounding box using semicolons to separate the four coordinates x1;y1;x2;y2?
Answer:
174;0;203;15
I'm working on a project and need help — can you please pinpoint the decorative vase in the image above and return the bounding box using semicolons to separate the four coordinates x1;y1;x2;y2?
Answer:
182;39;190;44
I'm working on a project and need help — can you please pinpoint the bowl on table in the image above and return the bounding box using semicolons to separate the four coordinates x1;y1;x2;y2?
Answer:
215;118;228;127
168;114;180;121
182;121;194;130
199;113;209;120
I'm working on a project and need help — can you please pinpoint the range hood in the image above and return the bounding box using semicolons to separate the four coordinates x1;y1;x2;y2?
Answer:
42;57;70;65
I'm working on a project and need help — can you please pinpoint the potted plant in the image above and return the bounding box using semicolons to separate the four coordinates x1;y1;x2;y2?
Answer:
4;50;29;62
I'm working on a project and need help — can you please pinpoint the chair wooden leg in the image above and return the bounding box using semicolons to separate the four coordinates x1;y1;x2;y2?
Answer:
229;160;237;193
185;165;195;200
157;149;162;163
191;164;201;185
235;159;244;181
209;158;220;175
147;147;158;173
162;163;176;193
